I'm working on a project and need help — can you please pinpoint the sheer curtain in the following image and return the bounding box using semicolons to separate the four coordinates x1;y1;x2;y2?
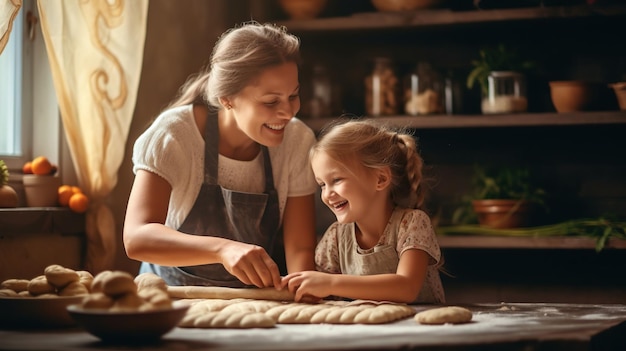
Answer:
37;0;148;273
0;0;20;54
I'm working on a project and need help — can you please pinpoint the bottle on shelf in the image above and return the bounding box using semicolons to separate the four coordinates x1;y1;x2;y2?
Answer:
307;64;333;118
364;57;400;117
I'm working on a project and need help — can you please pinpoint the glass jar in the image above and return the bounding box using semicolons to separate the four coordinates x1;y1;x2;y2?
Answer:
403;62;444;115
481;71;527;114
308;64;333;118
365;57;400;116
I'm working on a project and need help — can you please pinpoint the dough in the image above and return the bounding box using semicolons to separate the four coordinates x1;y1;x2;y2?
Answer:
44;264;79;289
0;288;18;297
27;275;56;296
1;279;30;293
82;292;114;310
414;306;473;325
90;270;113;293
134;272;168;292
180;311;275;329
76;270;94;291
180;298;416;327
58;281;89;297
138;288;172;309
101;271;137;297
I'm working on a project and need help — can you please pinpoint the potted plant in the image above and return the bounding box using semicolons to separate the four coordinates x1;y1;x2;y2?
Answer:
453;165;546;229
466;44;535;114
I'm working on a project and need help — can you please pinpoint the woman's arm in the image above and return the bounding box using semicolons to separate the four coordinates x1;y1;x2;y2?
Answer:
123;170;281;288
283;249;429;303
281;194;317;273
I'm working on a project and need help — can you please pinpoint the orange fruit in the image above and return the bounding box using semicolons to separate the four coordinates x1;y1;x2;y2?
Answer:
22;162;33;174
58;185;76;207
68;192;89;213
71;186;82;194
31;156;52;175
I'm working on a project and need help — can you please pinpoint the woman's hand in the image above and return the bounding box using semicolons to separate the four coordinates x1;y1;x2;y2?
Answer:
281;271;333;302
219;241;282;289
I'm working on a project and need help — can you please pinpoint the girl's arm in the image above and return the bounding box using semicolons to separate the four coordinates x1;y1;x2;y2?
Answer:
283;249;429;303
123;170;282;288
281;194;317;273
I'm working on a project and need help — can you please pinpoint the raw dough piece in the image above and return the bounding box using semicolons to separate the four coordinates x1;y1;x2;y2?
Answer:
134;272;168;292
76;271;94;291
0;289;18;297
1;279;30;292
27;275;56;296
102;271;137;297
414;306;473;325
58;281;89;297
183;311;275;328
44;264;79;289
82;292;115;310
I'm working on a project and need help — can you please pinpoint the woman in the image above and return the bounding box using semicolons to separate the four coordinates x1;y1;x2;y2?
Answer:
123;22;317;289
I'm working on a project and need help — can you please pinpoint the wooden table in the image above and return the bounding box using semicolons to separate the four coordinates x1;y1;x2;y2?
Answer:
1;302;625;350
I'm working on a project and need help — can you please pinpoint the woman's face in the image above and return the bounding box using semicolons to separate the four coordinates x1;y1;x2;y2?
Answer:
311;151;381;225
229;62;300;147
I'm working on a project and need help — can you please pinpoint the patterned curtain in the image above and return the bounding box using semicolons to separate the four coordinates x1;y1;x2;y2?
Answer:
37;0;149;273
0;0;21;54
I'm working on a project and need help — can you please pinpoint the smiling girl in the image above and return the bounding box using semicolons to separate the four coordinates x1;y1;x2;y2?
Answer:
282;120;445;304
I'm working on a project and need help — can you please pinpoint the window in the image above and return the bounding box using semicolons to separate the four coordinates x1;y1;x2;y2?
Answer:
0;2;31;171
0;0;60;175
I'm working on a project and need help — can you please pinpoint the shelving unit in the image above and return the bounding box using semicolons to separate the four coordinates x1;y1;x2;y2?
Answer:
267;2;626;302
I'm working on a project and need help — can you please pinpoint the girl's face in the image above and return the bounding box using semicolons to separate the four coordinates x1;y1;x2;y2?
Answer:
311;151;383;224
229;62;300;147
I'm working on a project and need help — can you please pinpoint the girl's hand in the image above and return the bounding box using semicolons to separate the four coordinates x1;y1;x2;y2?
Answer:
219;242;282;289
281;271;333;302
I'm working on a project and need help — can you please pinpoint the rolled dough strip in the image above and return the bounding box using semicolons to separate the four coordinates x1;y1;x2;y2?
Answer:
414;306;473;325
167;286;295;301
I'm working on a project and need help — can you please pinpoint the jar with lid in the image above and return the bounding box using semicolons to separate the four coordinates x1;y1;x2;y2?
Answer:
481;71;527;114
365;57;400;116
403;62;444;115
307;64;333;118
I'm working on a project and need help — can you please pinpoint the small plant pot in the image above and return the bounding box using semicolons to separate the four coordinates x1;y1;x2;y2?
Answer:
549;80;594;113
23;175;61;207
472;199;532;229
609;82;626;111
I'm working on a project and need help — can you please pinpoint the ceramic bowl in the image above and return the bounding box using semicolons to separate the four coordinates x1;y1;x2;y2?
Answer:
279;0;327;20
0;295;84;329
67;304;189;343
371;0;443;12
549;80;594;113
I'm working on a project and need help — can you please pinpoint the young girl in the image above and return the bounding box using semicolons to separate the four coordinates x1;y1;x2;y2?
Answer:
281;120;445;304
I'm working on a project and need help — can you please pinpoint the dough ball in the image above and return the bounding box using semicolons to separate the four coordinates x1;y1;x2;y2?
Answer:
1;279;30;293
110;292;143;312
137;287;172;309
414;306;473;325
76;271;94;291
58;281;90;297
90;270;113;293
44;264;79;289
82;292;114;310
134;272;168;292
102;271;137;297
27;275;56;296
0;288;18;297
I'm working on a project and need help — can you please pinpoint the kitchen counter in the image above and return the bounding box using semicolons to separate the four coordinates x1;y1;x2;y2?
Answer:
1;302;625;350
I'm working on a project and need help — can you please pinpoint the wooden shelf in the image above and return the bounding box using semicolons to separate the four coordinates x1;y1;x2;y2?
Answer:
437;235;626;250
278;4;626;32
301;110;626;132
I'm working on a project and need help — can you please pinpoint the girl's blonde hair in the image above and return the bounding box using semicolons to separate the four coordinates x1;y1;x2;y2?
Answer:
167;21;301;110
311;119;426;209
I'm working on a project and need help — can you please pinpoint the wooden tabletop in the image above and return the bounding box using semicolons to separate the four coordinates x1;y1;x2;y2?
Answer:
1;302;625;350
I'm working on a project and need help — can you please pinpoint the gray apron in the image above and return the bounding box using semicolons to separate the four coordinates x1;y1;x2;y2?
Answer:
141;109;281;287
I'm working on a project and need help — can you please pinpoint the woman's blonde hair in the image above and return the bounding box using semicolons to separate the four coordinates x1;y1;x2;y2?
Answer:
167;21;301;110
311;119;426;209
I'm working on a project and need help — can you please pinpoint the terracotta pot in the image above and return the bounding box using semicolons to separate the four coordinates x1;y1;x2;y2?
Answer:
371;0;443;11
279;0;327;20
22;174;61;207
609;82;626;111
472;199;532;229
549;80;594;113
